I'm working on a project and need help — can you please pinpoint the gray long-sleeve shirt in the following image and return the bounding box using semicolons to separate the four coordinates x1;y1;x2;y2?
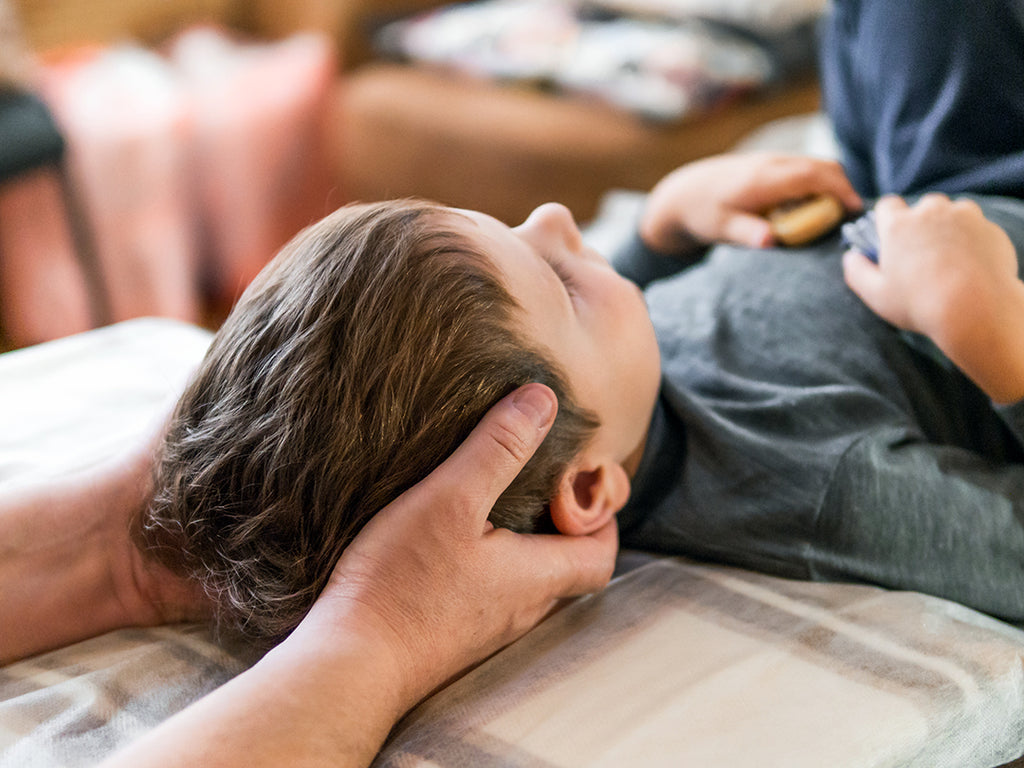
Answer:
615;196;1024;623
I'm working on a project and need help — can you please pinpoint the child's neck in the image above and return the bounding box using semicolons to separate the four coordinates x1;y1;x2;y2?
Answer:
622;426;649;480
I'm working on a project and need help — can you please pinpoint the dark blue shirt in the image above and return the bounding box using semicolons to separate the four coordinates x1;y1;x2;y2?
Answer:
819;0;1024;199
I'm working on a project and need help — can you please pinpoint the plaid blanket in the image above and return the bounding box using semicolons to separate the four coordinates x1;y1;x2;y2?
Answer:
378;557;1024;767
0;627;250;768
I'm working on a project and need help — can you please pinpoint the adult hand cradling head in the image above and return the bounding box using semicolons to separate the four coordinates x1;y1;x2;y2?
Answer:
293;381;620;707
97;383;618;768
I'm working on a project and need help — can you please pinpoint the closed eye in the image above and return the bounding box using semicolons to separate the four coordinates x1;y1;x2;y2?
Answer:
549;259;580;298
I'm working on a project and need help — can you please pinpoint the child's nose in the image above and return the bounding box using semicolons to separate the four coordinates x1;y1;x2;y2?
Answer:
520;203;582;250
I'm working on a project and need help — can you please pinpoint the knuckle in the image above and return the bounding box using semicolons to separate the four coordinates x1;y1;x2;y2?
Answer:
951;198;983;217
918;192;950;210
489;418;534;466
794;157;823;180
799;158;821;176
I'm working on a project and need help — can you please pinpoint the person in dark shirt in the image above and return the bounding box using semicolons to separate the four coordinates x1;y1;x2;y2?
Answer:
820;0;1024;200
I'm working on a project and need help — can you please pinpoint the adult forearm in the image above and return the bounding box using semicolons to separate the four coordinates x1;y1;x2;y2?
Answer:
0;471;136;664
0;444;200;664
99;615;411;768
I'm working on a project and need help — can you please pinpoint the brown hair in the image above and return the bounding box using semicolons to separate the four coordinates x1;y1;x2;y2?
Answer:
138;200;598;646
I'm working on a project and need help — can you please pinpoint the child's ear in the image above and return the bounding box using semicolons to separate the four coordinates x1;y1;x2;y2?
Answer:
549;460;631;536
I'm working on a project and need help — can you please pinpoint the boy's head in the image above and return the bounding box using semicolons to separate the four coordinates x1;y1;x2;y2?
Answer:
139;199;660;646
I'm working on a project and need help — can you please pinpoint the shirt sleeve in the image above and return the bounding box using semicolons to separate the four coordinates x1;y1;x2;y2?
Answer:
610;231;708;290
811;423;1024;625
995;398;1024;448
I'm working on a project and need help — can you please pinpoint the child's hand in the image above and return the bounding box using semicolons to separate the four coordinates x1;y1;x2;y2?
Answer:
842;195;1017;336
843;194;1024;403
639;153;862;254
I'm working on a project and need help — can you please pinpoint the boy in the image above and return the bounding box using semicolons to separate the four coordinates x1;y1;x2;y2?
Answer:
138;146;1024;644
140;197;630;644
140;0;1024;646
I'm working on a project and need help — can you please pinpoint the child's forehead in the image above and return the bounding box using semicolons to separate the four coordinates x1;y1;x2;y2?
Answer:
446;207;499;238
448;208;525;256
444;208;527;273
447;206;563;308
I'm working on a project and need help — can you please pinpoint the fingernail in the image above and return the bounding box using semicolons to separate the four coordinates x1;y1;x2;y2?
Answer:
512;385;556;429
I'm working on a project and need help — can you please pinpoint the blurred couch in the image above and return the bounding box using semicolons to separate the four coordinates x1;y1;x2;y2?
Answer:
14;0;821;228
335;63;819;225
326;0;823;225
4;0;353;347
3;0;821;351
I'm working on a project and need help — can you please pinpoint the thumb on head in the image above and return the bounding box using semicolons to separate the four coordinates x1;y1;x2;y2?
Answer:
404;383;558;530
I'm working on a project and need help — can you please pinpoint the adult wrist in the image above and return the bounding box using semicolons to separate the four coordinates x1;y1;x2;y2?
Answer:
279;598;420;725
